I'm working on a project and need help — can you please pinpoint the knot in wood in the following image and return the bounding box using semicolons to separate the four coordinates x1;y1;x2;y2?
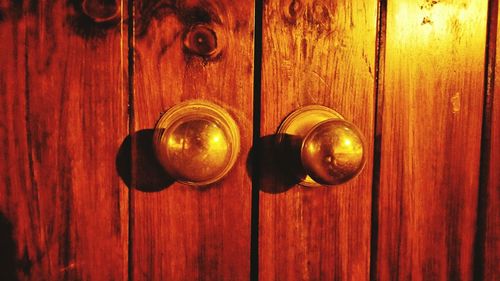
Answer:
183;24;221;59
282;0;304;24
82;0;120;23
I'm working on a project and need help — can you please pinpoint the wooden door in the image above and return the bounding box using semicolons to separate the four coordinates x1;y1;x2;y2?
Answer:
376;1;489;280
129;1;254;280
0;0;499;281
0;1;129;280
259;0;377;280
258;0;498;280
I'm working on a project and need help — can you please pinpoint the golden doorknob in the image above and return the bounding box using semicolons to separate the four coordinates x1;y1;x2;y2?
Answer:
276;105;366;186
153;100;240;186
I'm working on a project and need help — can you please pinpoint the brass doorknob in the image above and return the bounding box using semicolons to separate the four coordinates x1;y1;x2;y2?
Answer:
153;100;240;186
276;105;366;186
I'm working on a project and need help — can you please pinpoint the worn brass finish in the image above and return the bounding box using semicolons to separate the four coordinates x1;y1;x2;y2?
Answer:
277;105;366;186
153;100;240;186
302;119;365;185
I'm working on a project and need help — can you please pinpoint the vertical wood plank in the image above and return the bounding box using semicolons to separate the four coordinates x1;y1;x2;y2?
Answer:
259;0;378;280
376;1;488;280
0;1;128;280
482;0;500;277
130;1;254;280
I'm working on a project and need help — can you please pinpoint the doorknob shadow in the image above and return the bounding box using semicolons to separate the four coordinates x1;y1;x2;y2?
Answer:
116;129;175;192
0;212;17;281
248;134;303;194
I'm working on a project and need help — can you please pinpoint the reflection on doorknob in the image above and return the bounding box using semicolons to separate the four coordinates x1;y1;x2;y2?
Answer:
153;100;240;186
276;105;366;186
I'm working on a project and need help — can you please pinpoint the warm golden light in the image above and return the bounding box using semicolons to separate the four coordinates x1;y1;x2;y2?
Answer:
343;139;352;147
153;101;240;186
302;120;365;185
392;1;487;49
211;134;221;143
276;105;366;186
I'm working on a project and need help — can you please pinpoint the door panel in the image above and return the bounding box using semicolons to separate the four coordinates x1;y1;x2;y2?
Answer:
0;1;128;280
1;0;499;280
130;1;254;280
259;0;378;280
376;1;488;280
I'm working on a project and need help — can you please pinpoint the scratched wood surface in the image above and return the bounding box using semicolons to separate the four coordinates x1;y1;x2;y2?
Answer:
259;0;377;280
375;1;488;280
0;1;128;281
130;1;254;280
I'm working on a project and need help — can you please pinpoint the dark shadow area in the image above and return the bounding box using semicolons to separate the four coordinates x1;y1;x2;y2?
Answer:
0;212;18;281
67;0;121;40
370;0;387;279
116;129;175;192
247;134;303;194
250;1;264;279
0;8;4;23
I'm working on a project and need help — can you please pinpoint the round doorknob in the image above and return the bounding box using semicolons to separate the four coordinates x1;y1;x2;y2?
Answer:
153;100;240;186
276;105;366;186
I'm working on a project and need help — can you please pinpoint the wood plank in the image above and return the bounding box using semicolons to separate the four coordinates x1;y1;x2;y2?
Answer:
482;2;500;277
0;1;128;280
376;1;488;280
259;0;378;280
130;1;254;280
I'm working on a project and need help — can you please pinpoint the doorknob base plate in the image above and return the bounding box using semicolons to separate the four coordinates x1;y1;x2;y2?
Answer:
276;105;344;187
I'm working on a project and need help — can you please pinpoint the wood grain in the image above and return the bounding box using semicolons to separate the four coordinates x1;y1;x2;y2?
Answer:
482;4;500;278
259;0;377;280
130;1;254;280
376;1;488;280
0;1;128;280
